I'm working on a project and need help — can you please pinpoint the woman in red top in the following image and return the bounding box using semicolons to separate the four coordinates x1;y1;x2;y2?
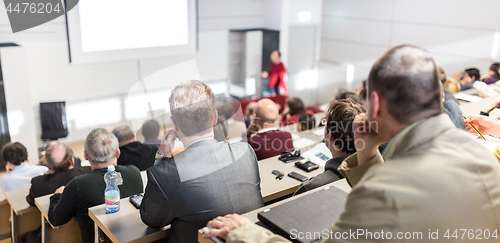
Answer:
261;50;287;94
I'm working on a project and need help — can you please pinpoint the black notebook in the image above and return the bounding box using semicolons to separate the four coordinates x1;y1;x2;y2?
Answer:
258;186;348;243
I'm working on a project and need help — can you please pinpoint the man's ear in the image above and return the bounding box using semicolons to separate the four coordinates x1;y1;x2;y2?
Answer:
115;149;121;159
213;110;218;126
371;91;381;119
71;157;75;167
170;116;179;132
83;152;88;161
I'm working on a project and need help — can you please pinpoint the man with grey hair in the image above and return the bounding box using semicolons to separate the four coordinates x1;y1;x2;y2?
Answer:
140;80;263;243
202;45;500;242
112;125;158;171
48;128;143;243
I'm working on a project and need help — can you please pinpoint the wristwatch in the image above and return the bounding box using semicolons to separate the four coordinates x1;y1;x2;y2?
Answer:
155;151;170;161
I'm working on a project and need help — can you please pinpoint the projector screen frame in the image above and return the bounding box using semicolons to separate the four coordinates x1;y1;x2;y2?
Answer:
64;0;198;64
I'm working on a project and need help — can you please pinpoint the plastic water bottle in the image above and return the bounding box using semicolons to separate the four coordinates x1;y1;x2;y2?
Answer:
104;165;120;213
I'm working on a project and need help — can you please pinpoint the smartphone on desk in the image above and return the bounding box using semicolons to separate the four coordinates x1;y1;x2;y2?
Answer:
129;194;143;209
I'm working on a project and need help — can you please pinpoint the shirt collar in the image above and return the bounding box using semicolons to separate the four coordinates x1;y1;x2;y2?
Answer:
185;137;214;149
258;127;278;134
12;163;29;172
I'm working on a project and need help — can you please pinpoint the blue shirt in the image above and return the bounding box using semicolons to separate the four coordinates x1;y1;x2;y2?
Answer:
0;163;48;192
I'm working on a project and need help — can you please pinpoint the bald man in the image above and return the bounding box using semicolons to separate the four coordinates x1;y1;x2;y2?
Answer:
26;142;91;206
246;99;294;160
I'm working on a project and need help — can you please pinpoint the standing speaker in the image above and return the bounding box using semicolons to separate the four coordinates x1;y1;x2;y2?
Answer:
40;102;68;140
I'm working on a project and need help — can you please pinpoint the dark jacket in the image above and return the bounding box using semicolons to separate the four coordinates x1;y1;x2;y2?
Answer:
294;156;347;195
117;141;158;171
48;165;143;243
27;166;91;206
247;130;294;160
140;139;264;243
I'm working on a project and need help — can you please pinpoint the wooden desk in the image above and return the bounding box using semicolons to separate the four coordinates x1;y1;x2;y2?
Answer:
4;187;41;243
0;192;10;242
459;96;500;118
198;179;351;243
35;194;82;243
88;197;169;243
259;154;324;203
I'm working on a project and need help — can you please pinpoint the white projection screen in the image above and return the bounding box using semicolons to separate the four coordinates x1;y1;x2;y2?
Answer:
66;0;197;64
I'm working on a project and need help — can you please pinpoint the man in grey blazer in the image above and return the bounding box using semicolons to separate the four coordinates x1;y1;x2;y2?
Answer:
139;80;264;243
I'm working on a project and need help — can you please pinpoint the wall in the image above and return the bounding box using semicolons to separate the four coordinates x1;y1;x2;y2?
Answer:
0;0;265;158
318;0;500;105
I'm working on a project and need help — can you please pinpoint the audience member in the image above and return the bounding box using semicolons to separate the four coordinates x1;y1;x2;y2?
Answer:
460;67;480;91
280;97;306;126
451;70;463;81
444;78;461;94
27;142;91;206
203;45;500;242
482;62;500;84
0;142;47;192
247;99;294;160
244;101;257;127
438;67;459;103
48;128;143;243
140;80;264;243
112;125;158;171
297;113;316;132
215;100;247;139
295;99;364;194
142;119;161;147
261;50;287;94
23;142;91;243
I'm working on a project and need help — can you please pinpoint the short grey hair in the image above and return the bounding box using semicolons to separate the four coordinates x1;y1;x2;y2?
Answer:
84;128;119;164
112;126;135;144
169;80;215;137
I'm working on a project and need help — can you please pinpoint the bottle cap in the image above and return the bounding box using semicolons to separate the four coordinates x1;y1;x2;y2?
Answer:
108;165;115;171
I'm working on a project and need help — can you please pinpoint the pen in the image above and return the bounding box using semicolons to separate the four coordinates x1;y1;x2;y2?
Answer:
462;113;486;141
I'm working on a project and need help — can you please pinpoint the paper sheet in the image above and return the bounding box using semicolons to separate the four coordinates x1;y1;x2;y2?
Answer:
301;143;333;167
293;137;316;149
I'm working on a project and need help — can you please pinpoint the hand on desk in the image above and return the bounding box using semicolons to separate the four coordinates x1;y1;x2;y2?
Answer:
464;114;500;137
203;214;251;239
482;95;500;114
55;186;65;194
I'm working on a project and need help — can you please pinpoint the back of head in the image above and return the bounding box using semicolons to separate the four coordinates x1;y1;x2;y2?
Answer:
490;63;500;79
112;126;135;145
298;113;316;130
85;128;119;165
438;67;447;84
336;91;362;105
465;68;480;81
141;120;161;140
254;98;279;124
46;142;74;173
287;97;306;116
368;45;442;124
444;79;461;94
1;142;28;166
326;99;366;155
169;80;215;137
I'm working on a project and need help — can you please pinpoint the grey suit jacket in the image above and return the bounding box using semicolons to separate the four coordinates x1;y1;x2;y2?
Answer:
140;138;264;243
